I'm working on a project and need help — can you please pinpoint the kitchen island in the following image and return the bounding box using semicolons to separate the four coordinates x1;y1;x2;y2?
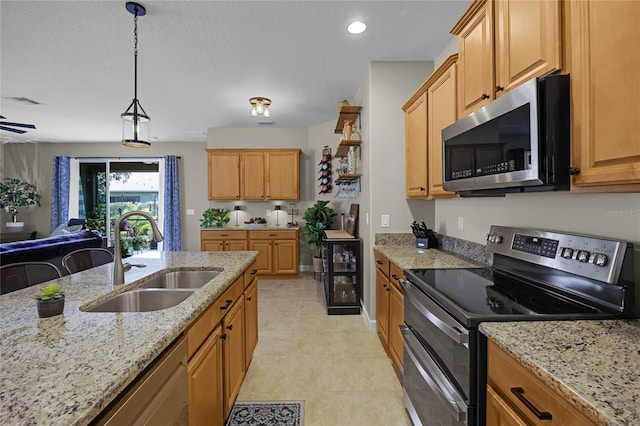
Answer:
480;320;640;425
0;250;257;425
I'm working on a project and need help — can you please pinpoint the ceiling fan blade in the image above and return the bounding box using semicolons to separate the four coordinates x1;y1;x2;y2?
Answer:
0;121;36;129
0;125;28;134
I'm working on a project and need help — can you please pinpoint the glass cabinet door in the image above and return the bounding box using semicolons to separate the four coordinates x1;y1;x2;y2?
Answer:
324;239;361;314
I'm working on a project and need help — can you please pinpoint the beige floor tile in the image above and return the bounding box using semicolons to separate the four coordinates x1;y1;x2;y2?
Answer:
237;274;411;426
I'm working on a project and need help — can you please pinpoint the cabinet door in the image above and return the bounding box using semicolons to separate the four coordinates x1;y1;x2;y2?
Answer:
188;325;224;426
208;151;241;200
494;0;562;95
405;92;428;199
265;151;300;200
389;282;404;376
456;0;494;116
225;240;247;251
569;0;640;190
273;239;297;275
376;271;390;349
244;279;259;369
427;58;458;199
486;385;528;426
223;299;246;417
241;151;266;200
249;240;272;274
202;240;224;252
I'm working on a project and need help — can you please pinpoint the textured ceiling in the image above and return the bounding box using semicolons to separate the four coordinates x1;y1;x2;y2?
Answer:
0;0;470;143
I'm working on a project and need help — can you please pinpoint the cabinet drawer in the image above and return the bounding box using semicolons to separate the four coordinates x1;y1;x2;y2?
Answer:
248;230;297;240
374;250;390;276
243;261;258;289
487;339;597;425
201;230;247;240
186;276;243;359
389;262;404;291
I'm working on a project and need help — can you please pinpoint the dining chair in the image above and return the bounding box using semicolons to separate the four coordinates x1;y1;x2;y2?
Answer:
0;262;63;295
62;248;114;274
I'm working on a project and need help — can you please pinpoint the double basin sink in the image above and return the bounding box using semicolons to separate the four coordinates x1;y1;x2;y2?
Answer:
82;270;221;313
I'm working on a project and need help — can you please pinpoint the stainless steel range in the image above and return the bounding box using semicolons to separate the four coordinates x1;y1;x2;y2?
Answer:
401;225;637;426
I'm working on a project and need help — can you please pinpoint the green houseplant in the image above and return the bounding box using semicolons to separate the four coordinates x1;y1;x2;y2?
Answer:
0;177;41;228
302;200;336;272
200;208;230;228
34;284;65;318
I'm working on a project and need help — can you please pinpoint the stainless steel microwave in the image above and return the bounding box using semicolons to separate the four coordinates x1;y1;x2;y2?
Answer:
442;74;570;195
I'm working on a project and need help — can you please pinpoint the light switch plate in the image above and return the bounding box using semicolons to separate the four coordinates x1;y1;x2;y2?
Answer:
186;209;195;216
458;216;464;231
382;214;390;228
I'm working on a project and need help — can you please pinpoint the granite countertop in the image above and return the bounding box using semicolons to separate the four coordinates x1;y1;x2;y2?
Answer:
480;320;640;425
373;245;482;270
201;225;299;231
0;250;257;426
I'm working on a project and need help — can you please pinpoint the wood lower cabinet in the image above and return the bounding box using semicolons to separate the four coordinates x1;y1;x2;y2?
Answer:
208;149;301;201
188;326;224;426
248;230;299;276
201;230;248;252
222;294;246;417
568;0;640;191
374;249;403;379
487;339;597;425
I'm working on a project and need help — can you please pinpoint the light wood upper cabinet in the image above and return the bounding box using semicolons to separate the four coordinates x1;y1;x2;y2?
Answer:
568;0;640;191
404;92;428;199
452;0;494;117
427;56;458;199
207;150;241;200
208;149;301;201
494;0;562;95
452;0;562;117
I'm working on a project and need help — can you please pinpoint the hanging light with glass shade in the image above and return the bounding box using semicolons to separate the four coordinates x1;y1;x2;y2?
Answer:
249;97;271;118
121;2;151;147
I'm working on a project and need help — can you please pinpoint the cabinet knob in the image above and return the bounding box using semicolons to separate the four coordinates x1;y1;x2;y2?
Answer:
227;324;233;330
247;296;252;301
569;167;581;176
481;94;490;100
391;274;399;281
376;260;383;265
221;334;227;340
420;187;425;192
496;86;504;92
220;299;232;310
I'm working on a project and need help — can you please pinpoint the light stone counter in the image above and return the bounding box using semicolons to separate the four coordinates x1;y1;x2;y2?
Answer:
373;245;482;270
0;250;257;426
201;225;300;231
480;320;640;425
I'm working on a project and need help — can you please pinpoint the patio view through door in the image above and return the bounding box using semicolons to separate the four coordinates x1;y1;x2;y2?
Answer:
70;159;163;256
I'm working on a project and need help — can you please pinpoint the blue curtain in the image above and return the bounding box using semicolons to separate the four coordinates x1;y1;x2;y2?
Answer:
51;156;70;232
163;156;182;251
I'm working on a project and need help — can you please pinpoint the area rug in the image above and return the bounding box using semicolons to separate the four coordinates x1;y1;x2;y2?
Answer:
226;400;305;426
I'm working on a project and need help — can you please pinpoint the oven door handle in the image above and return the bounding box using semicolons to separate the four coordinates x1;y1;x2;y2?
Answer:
403;280;469;348
401;326;468;424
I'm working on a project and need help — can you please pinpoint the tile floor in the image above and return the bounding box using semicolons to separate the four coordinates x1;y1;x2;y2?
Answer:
237;273;412;426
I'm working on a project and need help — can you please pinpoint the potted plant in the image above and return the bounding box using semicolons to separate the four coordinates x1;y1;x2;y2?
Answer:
35;284;65;318
0;177;41;231
302;200;336;273
200;208;230;228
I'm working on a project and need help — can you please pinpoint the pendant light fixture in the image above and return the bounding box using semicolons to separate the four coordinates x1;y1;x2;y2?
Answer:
121;2;151;147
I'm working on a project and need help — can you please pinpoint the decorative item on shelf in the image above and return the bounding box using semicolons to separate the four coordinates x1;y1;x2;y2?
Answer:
35;284;65;318
351;122;361;140
121;2;151;148
302;200;336;273
339;99;350;110
342;119;353;140
287;202;298;228
200;208;230;228
274;205;281;227
0;177;41;232
233;205;241;227
318;145;332;194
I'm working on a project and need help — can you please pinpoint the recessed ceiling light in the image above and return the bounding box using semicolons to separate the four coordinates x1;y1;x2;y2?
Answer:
347;21;366;35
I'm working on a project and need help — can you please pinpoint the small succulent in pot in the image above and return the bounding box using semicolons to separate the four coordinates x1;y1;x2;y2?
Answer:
200;208;230;228
35;284;65;318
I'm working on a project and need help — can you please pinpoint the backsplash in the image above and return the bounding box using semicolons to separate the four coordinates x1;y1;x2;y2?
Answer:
375;232;492;266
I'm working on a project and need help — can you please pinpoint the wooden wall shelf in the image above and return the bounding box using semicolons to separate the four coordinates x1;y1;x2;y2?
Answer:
335;140;361;157
334;105;362;134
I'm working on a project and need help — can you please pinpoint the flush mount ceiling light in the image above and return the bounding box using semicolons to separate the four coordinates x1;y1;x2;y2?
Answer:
249;97;271;118
347;21;366;35
121;2;151;148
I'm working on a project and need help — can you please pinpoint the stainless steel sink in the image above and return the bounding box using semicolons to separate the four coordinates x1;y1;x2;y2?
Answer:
137;270;220;289
83;289;195;313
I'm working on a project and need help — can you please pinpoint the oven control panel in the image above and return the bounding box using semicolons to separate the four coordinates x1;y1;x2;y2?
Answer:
486;225;628;285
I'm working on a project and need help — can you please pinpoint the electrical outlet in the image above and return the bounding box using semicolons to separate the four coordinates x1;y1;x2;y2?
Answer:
186;209;194;216
381;214;390;228
458;216;464;231
266;209;271;217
